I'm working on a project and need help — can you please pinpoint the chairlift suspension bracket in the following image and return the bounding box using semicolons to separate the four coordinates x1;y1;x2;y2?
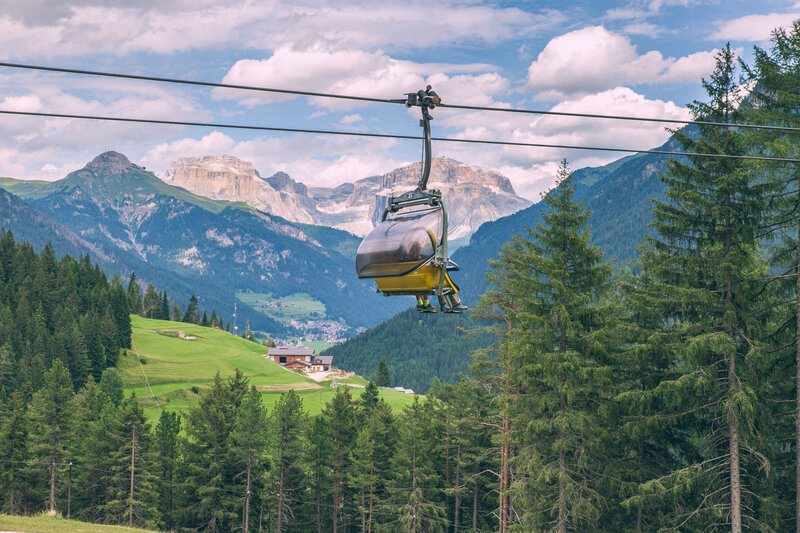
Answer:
385;85;442;217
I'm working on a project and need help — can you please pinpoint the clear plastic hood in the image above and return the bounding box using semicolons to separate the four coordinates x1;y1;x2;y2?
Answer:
355;207;443;279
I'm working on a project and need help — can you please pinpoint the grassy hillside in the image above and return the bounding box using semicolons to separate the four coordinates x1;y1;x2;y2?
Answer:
0;514;157;533
118;316;416;422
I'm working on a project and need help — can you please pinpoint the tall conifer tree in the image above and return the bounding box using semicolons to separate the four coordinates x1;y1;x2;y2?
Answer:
625;45;772;532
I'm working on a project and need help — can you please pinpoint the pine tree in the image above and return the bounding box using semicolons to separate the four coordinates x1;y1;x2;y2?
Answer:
0;392;30;514
324;388;357;533
201;312;209;327
28;358;73;514
271;389;308;533
744;23;800;531
503;160;619;531
99;368;124;408
375;359;391;388
230;387;268;533
306;416;332;533
182;295;199;324
154;410;181;531
103;395;160;528
388;396;447;532
142;284;159;319
624;46;772;532
348;425;379;532
182;371;248;532
127;273;142;316
171;302;182;322
158;292;170;321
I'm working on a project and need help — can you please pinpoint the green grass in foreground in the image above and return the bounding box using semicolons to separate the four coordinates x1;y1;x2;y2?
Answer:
120;316;416;423
0;514;157;533
235;291;326;321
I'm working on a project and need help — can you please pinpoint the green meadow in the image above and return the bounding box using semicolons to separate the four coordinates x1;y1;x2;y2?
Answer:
118;316;416;423
235;291;326;321
0;514;158;533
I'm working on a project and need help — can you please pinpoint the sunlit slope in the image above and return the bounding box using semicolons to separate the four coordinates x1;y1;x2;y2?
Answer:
0;514;158;533
118;316;416;419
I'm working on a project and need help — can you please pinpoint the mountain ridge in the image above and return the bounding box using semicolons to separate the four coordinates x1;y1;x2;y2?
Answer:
162;154;532;239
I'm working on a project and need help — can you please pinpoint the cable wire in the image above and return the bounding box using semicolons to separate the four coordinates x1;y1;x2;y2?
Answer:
2;108;799;164
2;60;799;134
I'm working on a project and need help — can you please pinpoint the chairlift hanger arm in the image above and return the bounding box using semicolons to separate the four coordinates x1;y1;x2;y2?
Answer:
385;86;441;215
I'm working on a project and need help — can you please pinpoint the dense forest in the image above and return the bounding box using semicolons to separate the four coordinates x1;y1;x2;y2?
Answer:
3;26;800;533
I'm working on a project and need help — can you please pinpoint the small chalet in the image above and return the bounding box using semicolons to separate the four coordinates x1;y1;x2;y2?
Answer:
267;347;334;372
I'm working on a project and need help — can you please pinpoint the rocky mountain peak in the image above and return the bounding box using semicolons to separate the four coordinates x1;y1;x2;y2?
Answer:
86;151;135;174
266;171;307;196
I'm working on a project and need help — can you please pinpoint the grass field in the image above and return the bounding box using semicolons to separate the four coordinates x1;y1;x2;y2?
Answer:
119;316;416;422
0;514;157;533
301;340;335;352
235;291;326;322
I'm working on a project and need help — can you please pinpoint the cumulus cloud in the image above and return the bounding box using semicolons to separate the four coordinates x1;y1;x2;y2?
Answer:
526;26;718;99
215;46;509;109
0;75;209;180
141;130;404;187
0;1;561;59
711;12;800;42
433;87;690;199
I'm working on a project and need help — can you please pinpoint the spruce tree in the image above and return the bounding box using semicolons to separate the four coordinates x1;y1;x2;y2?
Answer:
500;160;618;531
127;273;142;316
230;386;268;533
323;388;357;533
0;392;30;514
375;359;391;388
142;284;159;319
154;410;181;531
270;389;307;533
625;46;772;532
28;358;73;514
744;23;800;530
182;295;199;324
158;292;170;321
306;415;332;533
104;395;160;528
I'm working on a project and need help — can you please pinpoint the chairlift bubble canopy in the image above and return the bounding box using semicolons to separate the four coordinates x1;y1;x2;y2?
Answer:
356;206;442;279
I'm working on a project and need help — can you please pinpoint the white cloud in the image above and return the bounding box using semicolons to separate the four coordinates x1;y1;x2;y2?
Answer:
433;87;690;199
526;26;718;99
140;132;237;172
140;130;403;187
340;114;362;125
0;76;209;180
215;46;509;110
711;12;800;42
0;1;561;59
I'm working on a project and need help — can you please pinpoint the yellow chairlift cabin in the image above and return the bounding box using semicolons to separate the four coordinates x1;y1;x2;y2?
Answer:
355;86;468;314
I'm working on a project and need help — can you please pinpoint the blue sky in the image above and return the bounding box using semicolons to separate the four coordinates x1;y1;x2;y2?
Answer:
0;0;798;199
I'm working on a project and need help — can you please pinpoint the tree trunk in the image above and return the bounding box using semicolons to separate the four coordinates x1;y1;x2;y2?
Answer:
795;219;800;533
48;451;56;513
453;439;461;533
558;437;567;533
129;427;136;528
472;478;478;532
368;462;374;533
636;504;642;533
243;450;252;533
276;457;285;533
725;212;742;533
